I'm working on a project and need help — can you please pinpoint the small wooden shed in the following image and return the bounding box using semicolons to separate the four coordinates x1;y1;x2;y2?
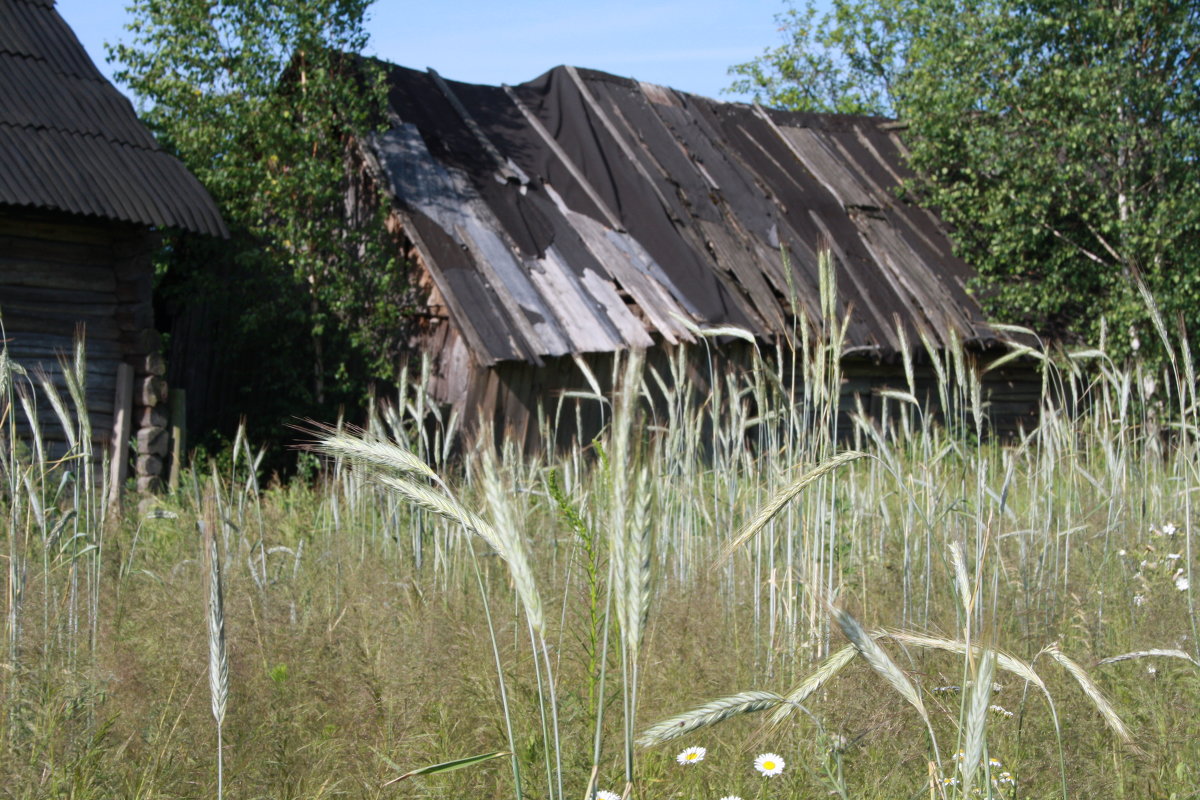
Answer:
351;62;1036;446
1;0;226;489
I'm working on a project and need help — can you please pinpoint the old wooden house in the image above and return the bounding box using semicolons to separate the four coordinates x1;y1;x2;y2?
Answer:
351;62;1035;446
1;0;226;489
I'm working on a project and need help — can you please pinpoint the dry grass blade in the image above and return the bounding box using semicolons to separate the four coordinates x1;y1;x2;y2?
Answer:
636;691;783;747
716;451;868;567
1042;643;1133;744
1097;649;1200;668
768;644;857;727
886;631;1047;692
831;606;929;725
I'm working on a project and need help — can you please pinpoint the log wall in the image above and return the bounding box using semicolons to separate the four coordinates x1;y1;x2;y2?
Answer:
0;209;168;491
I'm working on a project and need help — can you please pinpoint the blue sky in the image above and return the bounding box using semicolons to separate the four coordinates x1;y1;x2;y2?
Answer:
55;0;795;103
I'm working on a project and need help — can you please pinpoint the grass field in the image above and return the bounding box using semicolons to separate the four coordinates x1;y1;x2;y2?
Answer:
4;310;1200;799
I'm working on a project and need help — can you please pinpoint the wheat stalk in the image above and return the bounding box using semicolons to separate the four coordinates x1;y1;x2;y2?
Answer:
1041;643;1133;744
1097;649;1200;668
478;443;544;636
715;451;868;567
624;467;652;658
636;691;784;746
768;644;857;726
886;631;1047;692
961;649;996;796
831;606;930;726
312;427;439;483
202;514;229;800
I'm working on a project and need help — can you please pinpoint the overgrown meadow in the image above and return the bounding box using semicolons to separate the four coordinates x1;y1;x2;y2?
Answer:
4;301;1200;799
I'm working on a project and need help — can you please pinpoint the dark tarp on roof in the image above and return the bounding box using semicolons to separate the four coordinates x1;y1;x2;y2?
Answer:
366;62;999;365
0;0;226;236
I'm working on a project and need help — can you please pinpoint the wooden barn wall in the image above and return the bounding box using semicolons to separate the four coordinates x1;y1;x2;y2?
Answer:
0;210;168;489
425;330;1042;453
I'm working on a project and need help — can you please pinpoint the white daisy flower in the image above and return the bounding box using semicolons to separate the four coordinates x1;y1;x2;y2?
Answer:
1176;574;1190;592
718;796;744;800
988;757;1003;769
997;771;1016;785
754;752;785;777
1168;553;1182;561
676;746;706;765
595;791;621;800
1134;593;1146;606
1164;523;1178;536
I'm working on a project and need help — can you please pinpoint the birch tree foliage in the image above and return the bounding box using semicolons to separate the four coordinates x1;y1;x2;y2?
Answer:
110;0;410;408
731;1;1200;357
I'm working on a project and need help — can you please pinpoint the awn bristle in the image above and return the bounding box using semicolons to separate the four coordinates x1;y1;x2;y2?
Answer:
636;691;783;746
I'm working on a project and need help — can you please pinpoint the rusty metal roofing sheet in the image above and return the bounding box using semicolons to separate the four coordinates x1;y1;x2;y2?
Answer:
367;61;999;364
0;0;226;236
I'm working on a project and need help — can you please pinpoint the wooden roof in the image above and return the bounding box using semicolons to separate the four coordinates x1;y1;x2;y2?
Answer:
0;0;226;236
365;62;1000;365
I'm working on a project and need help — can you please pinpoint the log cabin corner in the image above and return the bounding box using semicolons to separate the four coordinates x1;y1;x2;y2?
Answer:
1;0;226;491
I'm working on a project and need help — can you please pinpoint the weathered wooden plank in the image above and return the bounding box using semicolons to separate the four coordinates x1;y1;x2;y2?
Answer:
0;213;126;246
525;244;625;353
778;126;879;210
3;312;120;339
696;218;784;331
851;214;978;339
0;297;118;318
455;214;569;358
0;259;116;292
0;234;115;265
576;260;655;349
6;335;123;360
542;184;693;344
0;284;118;306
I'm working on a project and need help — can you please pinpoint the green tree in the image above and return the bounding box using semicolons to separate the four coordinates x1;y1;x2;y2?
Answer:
110;0;412;440
731;1;1200;357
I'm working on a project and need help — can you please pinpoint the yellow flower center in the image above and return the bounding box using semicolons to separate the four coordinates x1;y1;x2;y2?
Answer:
763;761;775;770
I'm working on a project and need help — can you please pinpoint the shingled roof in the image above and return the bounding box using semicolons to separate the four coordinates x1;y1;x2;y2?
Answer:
0;0;226;236
365;63;1001;365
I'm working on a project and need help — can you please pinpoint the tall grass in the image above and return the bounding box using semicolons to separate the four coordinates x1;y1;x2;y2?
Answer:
2;291;1199;797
